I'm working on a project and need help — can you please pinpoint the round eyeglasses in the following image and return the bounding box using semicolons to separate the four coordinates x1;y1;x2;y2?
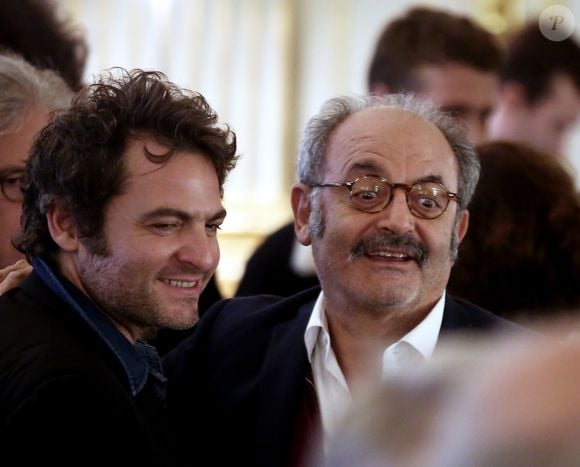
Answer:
311;174;460;219
0;168;27;202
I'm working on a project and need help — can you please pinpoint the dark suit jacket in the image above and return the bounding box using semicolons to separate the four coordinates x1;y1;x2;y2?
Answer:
164;286;525;467
0;272;174;465
151;275;223;356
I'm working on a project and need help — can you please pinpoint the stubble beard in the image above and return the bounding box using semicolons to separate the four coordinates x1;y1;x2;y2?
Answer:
77;239;199;340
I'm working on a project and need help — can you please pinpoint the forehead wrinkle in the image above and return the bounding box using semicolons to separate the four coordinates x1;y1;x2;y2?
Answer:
326;107;458;186
331;131;381;154
340;160;385;179
329;131;404;177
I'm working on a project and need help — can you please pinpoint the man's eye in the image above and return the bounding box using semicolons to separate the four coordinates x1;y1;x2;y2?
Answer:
443;108;466;120
206;223;223;234
4;176;22;186
354;191;379;202
417;197;438;209
151;223;179;232
480;109;492;123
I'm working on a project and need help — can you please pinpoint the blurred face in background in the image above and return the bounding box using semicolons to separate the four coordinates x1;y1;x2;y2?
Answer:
0;106;49;268
416;62;499;144
488;73;580;157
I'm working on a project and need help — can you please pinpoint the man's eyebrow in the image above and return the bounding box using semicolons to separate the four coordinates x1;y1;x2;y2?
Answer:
0;166;26;177
137;207;227;223
349;165;448;185
348;161;383;174
440;105;468;115
137;208;192;223
209;208;227;222
415;174;446;185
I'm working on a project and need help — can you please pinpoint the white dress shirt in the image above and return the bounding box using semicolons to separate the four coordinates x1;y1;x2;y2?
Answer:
304;291;446;446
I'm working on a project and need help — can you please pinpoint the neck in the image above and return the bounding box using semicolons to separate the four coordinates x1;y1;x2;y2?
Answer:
56;253;142;344
324;301;428;392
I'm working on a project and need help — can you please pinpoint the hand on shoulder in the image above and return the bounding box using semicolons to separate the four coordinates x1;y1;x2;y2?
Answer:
0;259;32;295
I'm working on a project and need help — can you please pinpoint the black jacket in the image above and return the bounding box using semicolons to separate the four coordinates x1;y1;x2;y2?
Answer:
164;286;525;467
0;272;174;466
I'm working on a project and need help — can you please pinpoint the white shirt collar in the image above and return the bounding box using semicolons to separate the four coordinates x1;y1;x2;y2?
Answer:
389;290;446;359
382;291;445;375
303;290;446;444
304;292;329;363
304;290;446;364
304;292;349;445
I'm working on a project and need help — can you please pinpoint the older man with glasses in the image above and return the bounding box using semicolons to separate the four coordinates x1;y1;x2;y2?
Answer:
0;53;72;277
163;93;527;467
0;168;32;293
0;169;26;203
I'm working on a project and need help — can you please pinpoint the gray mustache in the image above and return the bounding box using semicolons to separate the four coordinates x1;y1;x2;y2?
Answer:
350;234;428;267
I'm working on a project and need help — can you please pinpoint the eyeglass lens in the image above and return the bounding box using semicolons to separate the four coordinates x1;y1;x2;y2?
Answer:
0;170;26;202
350;176;450;218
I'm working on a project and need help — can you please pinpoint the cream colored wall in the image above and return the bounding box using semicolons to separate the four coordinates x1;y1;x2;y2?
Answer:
61;0;580;296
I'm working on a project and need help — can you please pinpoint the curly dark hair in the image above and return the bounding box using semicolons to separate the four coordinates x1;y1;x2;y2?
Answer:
16;68;238;262
448;141;580;321
367;6;502;92
0;0;87;91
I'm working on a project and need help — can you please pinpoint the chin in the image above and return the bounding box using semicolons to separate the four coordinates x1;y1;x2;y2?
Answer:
169;307;199;329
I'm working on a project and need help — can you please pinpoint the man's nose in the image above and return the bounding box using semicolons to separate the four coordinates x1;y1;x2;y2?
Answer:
374;189;415;235
175;229;219;272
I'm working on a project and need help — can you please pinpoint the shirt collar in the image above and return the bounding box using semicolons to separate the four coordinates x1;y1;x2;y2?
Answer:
304;290;446;364
391;290;446;360
32;257;166;398
304;292;328;363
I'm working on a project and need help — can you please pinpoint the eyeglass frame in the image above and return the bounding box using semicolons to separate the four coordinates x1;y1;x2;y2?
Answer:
310;174;461;220
0;168;27;202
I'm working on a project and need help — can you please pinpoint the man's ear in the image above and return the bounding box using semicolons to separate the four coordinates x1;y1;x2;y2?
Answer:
456;209;470;245
46;202;80;252
291;183;312;246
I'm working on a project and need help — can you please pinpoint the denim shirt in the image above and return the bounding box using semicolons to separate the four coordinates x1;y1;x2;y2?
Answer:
32;258;167;401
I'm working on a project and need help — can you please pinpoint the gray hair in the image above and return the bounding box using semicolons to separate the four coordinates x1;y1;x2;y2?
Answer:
0;52;73;135
297;93;480;209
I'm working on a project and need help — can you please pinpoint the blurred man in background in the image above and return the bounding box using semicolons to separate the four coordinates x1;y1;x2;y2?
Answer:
368;6;502;144
0;53;72;270
489;22;580;158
